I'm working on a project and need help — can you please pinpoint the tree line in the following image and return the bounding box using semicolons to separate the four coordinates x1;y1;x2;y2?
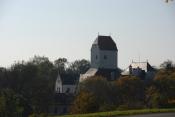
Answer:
0;56;90;117
70;60;175;114
0;57;175;116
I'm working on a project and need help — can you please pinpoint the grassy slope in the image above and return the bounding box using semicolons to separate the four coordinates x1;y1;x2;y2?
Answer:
51;108;175;117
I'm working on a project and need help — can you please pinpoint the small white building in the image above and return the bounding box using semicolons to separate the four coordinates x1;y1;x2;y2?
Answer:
50;73;78;115
55;73;78;94
122;61;156;80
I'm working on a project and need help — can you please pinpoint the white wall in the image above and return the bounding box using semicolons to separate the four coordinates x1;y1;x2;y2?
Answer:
91;46;100;68
55;83;76;94
55;73;77;94
62;85;76;94
91;46;118;69
55;79;62;93
99;50;118;69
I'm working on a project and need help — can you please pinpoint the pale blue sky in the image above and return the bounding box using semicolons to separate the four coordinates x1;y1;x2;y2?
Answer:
0;0;175;68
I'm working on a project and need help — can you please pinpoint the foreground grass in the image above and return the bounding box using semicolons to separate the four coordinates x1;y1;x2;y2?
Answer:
51;108;175;117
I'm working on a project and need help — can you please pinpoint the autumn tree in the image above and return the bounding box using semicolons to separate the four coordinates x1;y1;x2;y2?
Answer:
160;60;174;70
146;67;175;108
71;76;118;113
116;76;145;109
54;58;68;74
70;91;99;114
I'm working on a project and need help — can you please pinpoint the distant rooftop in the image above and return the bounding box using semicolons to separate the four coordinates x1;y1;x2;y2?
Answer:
131;61;154;72
92;35;118;51
58;73;78;85
121;61;154;76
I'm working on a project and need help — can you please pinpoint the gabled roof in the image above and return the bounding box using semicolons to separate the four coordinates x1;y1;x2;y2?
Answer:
80;68;98;81
80;68;120;81
131;61;154;72
121;61;154;76
60;74;77;85
56;73;78;85
92;35;118;51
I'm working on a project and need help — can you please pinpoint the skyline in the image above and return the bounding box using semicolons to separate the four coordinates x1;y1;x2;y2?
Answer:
0;0;175;69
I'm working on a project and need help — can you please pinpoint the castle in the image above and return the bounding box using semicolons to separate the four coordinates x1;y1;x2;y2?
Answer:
52;35;155;115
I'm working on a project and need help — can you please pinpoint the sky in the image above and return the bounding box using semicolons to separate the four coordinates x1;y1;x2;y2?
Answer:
0;0;175;69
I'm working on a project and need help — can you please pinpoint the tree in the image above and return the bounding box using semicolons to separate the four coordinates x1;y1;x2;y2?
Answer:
0;56;90;115
0;67;8;90
7;56;55;115
160;60;174;70
145;86;160;108
71;76;118;113
0;89;28;117
70;91;99;114
54;58;68;74
116;76;145;109
153;68;175;107
145;66;175;108
29;56;50;65
67;59;90;75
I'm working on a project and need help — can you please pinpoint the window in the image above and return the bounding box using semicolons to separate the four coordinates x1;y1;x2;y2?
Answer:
104;55;107;60
96;55;98;59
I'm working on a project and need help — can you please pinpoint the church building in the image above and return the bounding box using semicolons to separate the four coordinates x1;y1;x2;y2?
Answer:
50;73;78;115
80;35;120;81
55;73;78;94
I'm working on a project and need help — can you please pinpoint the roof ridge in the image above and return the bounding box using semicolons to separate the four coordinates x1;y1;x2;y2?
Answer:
92;35;117;51
132;61;148;63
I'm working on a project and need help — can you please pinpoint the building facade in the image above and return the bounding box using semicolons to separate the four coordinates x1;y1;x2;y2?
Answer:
122;61;156;80
55;73;77;94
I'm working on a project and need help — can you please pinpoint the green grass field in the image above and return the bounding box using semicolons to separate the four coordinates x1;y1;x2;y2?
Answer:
51;108;175;117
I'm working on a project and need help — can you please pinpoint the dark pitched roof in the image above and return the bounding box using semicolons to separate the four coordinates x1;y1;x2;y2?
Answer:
92;35;118;51
60;74;77;85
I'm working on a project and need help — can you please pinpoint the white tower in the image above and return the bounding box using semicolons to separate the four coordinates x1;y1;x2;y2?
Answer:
80;35;119;81
91;35;118;69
